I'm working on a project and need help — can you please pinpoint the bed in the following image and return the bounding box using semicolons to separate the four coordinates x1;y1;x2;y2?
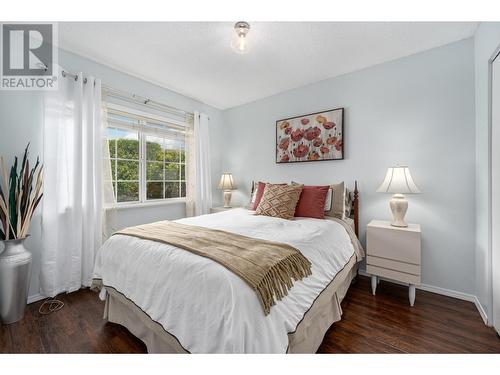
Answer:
93;184;363;353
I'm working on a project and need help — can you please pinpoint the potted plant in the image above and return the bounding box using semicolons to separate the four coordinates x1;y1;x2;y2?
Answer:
0;144;43;324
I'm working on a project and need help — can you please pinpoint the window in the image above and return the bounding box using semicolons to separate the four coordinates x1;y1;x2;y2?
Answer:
104;105;188;204
145;135;186;200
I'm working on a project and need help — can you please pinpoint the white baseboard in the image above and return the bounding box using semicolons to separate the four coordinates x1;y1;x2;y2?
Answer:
27;293;45;304
417;283;475;303
358;269;488;324
473;296;489;325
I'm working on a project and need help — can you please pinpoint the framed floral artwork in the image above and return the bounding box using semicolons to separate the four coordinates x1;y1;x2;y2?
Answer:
276;108;344;163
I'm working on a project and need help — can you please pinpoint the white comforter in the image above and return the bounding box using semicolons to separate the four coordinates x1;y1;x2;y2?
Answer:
93;208;356;353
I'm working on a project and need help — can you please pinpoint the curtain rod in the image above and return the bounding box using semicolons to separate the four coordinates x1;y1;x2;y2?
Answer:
61;70;194;119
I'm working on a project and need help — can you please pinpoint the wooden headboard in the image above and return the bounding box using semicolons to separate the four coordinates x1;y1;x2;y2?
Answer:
351;181;359;237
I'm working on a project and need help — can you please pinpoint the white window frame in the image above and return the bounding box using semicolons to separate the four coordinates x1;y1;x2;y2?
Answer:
104;103;188;207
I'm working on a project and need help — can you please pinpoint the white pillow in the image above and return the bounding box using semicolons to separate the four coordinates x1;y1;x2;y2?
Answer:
250;181;258;204
324;187;333;211
251;188;258;204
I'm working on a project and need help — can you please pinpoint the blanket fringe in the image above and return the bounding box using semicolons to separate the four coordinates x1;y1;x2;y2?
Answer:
256;253;312;315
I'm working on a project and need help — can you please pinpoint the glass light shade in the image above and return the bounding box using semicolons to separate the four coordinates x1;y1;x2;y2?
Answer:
219;173;235;190
376;166;420;194
231;21;250;54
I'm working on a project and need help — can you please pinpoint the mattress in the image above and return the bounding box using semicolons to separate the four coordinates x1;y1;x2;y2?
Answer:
93;208;363;353
103;256;358;353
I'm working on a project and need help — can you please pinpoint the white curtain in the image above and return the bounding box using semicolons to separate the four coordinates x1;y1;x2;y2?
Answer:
40;70;104;297
186;112;212;216
101;102;118;239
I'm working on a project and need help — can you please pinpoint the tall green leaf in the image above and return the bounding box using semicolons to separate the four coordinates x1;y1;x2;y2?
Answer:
0;200;6;240
1;145;43;239
18;143;28;193
9;157;18;238
24;157;39;224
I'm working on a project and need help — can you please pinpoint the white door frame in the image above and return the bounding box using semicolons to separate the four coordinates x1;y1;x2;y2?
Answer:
489;43;500;331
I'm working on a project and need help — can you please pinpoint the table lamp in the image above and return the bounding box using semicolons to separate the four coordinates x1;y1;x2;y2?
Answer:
218;173;235;208
376;166;420;227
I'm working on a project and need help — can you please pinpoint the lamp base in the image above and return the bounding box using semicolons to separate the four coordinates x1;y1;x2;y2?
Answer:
389;194;408;227
223;190;232;208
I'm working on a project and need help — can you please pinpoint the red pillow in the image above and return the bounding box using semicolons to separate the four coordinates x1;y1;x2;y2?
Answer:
250;182;266;210
294;185;330;219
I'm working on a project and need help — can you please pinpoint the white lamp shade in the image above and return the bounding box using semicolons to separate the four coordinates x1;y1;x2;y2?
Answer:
376;166;420;194
218;173;235;190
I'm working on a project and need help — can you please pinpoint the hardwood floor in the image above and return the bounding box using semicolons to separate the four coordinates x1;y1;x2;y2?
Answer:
1;276;499;353
318;277;500;353
0;288;146;353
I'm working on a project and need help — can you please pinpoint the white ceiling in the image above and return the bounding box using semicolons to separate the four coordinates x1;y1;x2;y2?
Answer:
59;22;478;109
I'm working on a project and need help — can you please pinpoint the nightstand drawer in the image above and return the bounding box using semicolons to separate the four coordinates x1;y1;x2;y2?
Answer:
367;226;421;264
366;265;421;285
366;255;420;275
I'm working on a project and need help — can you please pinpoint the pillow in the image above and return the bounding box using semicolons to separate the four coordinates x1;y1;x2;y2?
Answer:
256;183;303;220
324;187;333;211
249;181;287;210
294;185;330;219
324;181;346;219
249;181;265;210
249;181;258;207
292;181;333;212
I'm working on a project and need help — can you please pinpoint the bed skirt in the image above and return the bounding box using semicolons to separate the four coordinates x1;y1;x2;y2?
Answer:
103;255;358;354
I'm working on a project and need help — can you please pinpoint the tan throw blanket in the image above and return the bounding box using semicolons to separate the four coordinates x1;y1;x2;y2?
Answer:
114;221;312;315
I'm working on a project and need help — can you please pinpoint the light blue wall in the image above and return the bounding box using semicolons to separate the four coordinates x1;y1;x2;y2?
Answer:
0;91;44;300
0;48;224;300
474;22;500;322
223;38;476;294
0;34;482;303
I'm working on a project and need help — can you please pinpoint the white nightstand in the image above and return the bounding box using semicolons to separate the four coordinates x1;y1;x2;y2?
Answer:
210;206;241;214
366;220;421;306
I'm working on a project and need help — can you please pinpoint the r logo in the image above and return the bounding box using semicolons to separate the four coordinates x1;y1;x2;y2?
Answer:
2;24;53;76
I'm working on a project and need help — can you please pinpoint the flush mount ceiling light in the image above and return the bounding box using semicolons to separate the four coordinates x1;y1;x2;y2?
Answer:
231;21;251;54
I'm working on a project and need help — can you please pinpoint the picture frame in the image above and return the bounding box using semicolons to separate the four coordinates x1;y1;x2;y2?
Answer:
276;107;344;163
